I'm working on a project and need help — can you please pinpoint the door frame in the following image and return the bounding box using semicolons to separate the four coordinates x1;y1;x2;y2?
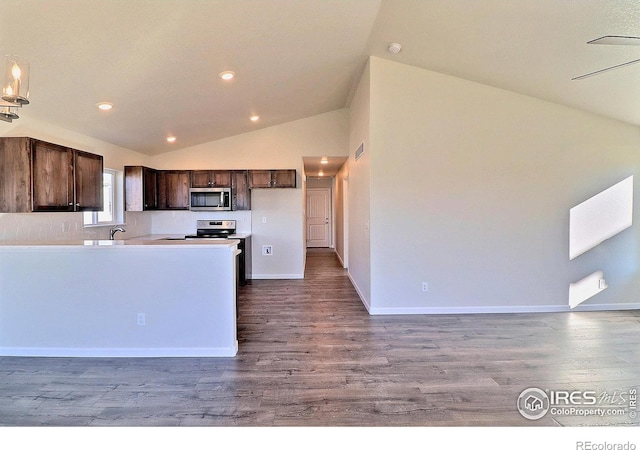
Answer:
306;187;332;248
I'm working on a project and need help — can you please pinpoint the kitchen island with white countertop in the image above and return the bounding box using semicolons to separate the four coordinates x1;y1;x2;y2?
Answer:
0;238;240;357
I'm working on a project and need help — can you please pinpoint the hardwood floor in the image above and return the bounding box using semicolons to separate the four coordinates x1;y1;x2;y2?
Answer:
0;247;639;426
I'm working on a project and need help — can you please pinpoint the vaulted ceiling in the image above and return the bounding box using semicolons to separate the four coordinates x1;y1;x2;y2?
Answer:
2;0;640;156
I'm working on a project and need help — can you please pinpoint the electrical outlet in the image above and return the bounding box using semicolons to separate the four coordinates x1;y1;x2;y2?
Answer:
137;313;146;326
262;217;267;224
422;282;429;292
262;245;273;256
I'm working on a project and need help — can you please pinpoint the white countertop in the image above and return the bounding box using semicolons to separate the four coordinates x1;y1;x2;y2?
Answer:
0;233;250;248
229;233;251;239
0;237;239;248
131;233;251;240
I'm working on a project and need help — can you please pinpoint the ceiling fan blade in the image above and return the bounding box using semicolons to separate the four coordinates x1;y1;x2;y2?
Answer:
572;58;640;80
587;35;640;46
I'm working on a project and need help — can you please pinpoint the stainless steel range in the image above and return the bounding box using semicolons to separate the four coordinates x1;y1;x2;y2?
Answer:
184;220;251;286
185;220;237;239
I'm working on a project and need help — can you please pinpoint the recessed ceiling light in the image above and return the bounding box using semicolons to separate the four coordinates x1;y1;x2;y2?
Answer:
219;71;235;81
166;136;176;143
250;115;260;122
321;157;328;164
318;171;324;177
96;102;113;111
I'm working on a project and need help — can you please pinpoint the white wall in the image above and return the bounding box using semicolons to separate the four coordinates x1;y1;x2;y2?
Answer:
347;61;372;307
150;109;350;279
0;243;239;357
0;117;151;170
334;162;349;267
366;57;640;314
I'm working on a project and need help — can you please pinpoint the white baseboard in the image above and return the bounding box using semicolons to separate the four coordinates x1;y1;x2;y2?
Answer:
367;303;640;315
348;272;371;313
0;342;238;358
251;273;304;280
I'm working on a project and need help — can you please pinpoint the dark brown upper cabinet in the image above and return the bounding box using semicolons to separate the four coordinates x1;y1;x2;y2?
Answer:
125;166;158;211
191;170;231;188
249;169;296;188
0;137;103;212
71;150;104;211
0;137;33;212
157;170;191;210
231;170;251;211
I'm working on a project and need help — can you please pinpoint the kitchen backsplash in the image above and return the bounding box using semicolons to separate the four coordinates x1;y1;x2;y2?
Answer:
149;210;252;235
0;210;251;241
0;212;152;241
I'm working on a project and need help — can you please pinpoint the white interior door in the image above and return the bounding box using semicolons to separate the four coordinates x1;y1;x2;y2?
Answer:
306;188;331;248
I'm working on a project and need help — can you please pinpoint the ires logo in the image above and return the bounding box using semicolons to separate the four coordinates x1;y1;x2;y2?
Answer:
549;390;597;406
517;388;550;420
517;388;637;420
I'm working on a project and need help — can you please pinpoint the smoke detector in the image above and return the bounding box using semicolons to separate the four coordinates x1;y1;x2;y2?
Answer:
387;42;402;54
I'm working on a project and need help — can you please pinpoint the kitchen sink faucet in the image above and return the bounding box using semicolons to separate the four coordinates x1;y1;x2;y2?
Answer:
109;226;126;240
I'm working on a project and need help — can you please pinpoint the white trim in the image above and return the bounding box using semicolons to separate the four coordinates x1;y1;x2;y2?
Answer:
0;342;238;358
306;187;332;248
348;272;371;312
251;273;304;279
367;303;640;315
83;168;124;227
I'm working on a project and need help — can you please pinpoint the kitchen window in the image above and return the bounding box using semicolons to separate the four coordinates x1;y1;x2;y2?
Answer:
83;168;124;227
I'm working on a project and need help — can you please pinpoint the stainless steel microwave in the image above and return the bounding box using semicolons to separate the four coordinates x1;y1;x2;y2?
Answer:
189;187;232;211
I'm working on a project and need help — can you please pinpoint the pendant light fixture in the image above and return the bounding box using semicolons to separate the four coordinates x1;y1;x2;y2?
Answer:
1;55;30;123
0;101;19;123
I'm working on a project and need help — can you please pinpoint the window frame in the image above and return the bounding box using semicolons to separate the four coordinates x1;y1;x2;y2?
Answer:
83;168;125;227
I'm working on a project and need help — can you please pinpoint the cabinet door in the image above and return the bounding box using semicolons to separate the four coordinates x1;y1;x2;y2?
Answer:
0;137;31;212
74;150;103;211
125;166;157;211
271;170;296;188
249;170;272;188
157;170;190;209
249;169;296;188
31;140;74;211
212;170;231;187
192;170;231;187
191;170;211;188
231;170;251;210
143;167;158;210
